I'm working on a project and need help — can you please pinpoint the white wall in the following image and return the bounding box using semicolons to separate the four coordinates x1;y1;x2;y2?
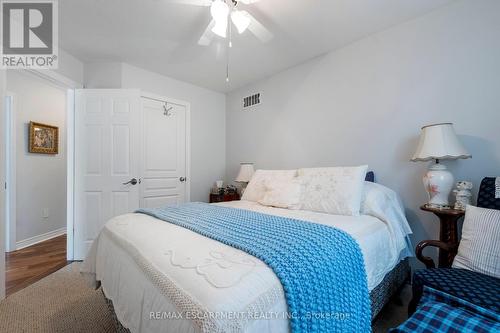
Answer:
226;0;500;264
7;71;67;244
56;49;84;85
83;62;122;88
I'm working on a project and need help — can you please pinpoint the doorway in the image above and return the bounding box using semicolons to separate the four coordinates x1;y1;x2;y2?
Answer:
4;71;69;252
3;70;79;296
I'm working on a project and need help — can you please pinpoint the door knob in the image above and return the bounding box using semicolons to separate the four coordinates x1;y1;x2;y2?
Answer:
123;178;138;186
179;177;186;182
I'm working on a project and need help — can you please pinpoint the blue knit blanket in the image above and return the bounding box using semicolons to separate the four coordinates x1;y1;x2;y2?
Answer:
136;202;370;333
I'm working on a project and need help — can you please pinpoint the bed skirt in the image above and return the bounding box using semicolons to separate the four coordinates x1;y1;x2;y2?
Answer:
104;258;410;332
370;258;411;319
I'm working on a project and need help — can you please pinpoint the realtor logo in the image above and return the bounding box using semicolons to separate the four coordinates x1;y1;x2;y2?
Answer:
1;0;58;68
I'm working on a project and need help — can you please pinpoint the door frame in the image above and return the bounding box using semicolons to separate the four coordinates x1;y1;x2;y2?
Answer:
4;92;16;252
140;92;191;203
2;69;81;259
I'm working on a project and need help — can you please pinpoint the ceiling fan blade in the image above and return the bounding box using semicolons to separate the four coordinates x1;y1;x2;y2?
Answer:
166;0;212;6
198;19;216;46
246;12;273;43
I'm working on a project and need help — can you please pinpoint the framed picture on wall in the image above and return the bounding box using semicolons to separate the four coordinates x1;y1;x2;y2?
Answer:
29;121;59;154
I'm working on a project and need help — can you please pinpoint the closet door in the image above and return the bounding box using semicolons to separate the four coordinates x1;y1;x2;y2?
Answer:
74;89;141;260
140;97;187;208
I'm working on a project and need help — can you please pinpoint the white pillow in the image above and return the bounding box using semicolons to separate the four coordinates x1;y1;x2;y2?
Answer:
298;165;368;216
258;178;302;209
361;181;400;215
241;169;298;202
360;181;414;258
452;205;500;278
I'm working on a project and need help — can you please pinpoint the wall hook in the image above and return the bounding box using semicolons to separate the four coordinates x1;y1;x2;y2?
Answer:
163;103;173;116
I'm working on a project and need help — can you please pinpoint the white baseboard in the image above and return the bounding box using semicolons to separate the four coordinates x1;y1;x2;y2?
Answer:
16;227;67;250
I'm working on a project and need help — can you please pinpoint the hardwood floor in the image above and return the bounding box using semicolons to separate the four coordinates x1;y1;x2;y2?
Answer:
5;234;69;297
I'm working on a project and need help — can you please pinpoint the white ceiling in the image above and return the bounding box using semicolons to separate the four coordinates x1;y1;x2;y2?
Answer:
60;0;455;92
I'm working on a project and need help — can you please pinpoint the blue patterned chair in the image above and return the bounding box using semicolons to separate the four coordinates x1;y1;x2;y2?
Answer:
393;286;500;332
408;177;500;315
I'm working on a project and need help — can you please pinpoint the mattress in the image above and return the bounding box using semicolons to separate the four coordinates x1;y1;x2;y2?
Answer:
82;201;411;333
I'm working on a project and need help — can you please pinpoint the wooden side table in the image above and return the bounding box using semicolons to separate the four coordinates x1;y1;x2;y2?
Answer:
209;192;240;203
420;205;465;268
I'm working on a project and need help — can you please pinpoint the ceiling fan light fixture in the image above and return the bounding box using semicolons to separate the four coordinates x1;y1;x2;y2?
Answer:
210;0;229;38
231;10;251;34
212;20;228;38
210;0;229;22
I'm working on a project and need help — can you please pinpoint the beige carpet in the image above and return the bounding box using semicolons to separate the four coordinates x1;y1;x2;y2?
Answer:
0;262;409;332
0;263;115;333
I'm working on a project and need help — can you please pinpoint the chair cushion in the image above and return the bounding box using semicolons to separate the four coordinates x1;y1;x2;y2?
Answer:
392;286;500;332
477;177;500;210
412;268;500;313
452;205;500;278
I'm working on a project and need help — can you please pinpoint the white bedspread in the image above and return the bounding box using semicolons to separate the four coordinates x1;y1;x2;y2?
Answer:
82;201;411;333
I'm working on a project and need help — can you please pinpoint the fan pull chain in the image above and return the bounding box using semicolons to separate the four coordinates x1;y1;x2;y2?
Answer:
229;15;233;49
226;17;232;82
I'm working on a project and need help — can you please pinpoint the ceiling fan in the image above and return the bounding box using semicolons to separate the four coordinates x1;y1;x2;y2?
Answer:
172;0;273;46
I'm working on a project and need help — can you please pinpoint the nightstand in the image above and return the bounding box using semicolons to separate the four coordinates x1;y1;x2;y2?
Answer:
418;204;465;268
209;192;240;203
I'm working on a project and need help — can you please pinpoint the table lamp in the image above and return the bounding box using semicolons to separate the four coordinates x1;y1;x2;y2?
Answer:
411;123;471;208
235;163;255;195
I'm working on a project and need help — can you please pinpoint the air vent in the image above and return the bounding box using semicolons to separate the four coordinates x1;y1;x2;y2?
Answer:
243;93;262;109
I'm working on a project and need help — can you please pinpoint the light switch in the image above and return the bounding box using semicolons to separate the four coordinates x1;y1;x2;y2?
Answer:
42;208;49;218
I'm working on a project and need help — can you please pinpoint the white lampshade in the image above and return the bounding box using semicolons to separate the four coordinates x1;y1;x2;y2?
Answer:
411;123;471;162
231;10;251;34
235;163;255;183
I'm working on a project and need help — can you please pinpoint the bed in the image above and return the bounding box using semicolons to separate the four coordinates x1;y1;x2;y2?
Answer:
82;169;413;333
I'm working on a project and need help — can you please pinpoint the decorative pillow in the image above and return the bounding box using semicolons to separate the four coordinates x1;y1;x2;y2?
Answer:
298;165;368;216
258;178;303;209
241;169;298;202
452;205;500;278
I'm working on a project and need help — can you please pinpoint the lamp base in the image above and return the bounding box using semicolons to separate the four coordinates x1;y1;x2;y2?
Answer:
423;162;454;209
237;182;249;196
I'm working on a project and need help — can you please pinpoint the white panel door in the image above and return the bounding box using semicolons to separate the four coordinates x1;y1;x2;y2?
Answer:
140;97;187;208
74;89;141;260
